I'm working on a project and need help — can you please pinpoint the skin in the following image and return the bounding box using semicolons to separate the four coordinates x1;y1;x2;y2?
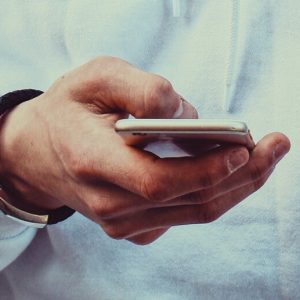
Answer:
0;56;290;245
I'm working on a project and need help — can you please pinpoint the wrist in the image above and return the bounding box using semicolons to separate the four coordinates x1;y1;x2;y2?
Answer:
0;186;52;215
0;89;75;226
0;94;62;213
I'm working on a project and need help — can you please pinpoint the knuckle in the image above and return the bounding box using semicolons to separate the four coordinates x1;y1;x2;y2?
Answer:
145;77;174;111
90;202;115;220
93;55;124;68
75;56;128;95
86;193;122;220
67;56;130;100
101;223;127;240
152;77;173;97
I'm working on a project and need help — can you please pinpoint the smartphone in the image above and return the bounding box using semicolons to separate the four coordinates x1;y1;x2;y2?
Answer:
115;119;255;150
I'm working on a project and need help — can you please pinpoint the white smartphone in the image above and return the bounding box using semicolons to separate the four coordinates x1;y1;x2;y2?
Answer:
115;119;255;150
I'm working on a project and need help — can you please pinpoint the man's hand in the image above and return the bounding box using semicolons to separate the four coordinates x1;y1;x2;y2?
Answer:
0;57;290;245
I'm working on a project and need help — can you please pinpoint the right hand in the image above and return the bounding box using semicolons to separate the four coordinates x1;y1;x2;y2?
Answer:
0;56;290;245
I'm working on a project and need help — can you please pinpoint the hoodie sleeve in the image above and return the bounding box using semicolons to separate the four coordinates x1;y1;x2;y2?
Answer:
0;213;37;271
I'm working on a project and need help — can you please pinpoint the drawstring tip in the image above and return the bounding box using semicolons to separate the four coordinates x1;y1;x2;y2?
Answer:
172;0;181;17
223;84;232;112
223;101;231;113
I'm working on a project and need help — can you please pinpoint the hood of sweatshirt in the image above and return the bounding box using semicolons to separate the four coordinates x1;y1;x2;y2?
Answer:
0;1;299;299
0;0;275;118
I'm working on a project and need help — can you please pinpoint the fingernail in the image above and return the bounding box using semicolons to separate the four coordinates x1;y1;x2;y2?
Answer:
273;142;289;161
181;101;198;118
172;99;184;118
227;147;249;173
173;96;198;119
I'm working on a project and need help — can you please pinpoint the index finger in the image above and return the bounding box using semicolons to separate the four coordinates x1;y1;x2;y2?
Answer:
95;138;249;202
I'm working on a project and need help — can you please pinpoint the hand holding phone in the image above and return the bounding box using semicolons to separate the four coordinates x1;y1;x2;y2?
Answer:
115;119;255;155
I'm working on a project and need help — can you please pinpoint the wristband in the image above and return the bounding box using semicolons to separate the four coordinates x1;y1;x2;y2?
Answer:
0;89;75;227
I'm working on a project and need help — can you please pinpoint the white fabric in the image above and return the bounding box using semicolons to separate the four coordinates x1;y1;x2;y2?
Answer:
0;212;37;271
0;1;299;299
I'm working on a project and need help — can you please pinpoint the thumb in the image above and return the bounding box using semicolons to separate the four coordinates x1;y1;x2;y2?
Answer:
173;97;199;119
67;56;198;119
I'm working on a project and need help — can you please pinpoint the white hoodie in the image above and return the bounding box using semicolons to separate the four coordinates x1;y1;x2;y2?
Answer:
0;1;299;299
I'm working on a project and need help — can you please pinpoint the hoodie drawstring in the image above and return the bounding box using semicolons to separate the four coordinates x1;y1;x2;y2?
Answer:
171;0;239;112
223;0;240;112
172;0;181;17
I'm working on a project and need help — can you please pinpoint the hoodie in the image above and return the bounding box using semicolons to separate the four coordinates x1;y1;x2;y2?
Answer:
0;1;299;299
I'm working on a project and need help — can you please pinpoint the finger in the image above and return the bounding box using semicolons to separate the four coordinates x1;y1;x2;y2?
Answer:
179;97;199;119
84;141;249;202
66;56;197;119
167;131;291;205
214;132;290;191
73;132;289;223
78;132;289;222
100;168;273;240
71;110;250;203
77;144;262;221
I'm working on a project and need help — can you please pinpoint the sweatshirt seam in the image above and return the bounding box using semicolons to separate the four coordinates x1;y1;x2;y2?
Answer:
0;226;31;241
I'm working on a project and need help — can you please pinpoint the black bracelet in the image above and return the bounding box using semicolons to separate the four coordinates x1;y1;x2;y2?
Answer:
0;89;75;226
